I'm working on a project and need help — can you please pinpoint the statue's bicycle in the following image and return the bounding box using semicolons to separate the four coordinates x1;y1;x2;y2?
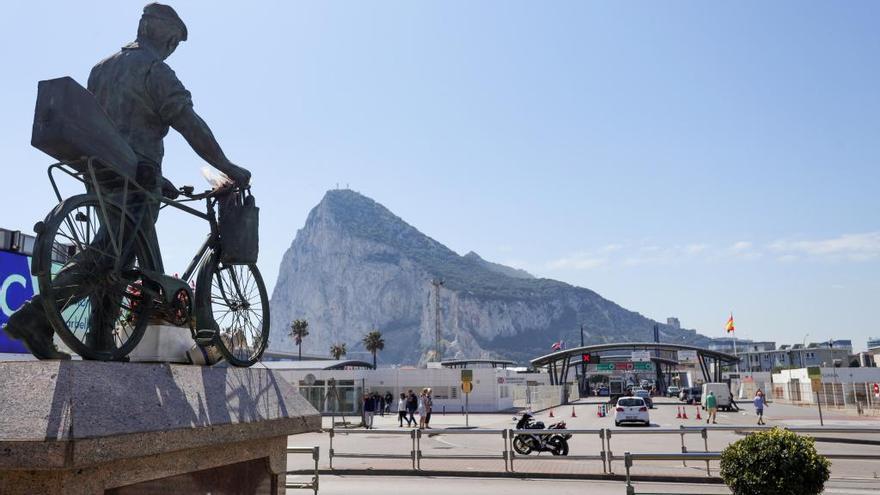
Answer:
31;157;270;366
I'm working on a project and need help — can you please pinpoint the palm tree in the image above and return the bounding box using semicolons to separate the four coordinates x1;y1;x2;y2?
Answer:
362;329;384;369
290;319;309;360
330;343;347;360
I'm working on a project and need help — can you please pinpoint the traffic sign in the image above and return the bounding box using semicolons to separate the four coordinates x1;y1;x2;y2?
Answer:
873;383;879;398
633;362;653;371
461;381;473;394
461;369;473;382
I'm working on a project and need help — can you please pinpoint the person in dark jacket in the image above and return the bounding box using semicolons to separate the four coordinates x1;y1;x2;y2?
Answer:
405;389;418;427
385;392;394;414
363;393;376;429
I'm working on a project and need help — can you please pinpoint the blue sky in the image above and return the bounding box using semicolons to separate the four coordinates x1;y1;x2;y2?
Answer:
2;1;878;350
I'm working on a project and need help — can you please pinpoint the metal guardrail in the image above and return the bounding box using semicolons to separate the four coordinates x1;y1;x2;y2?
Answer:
605;428;705;473
418;428;510;471
508;428;607;473
328;428;417;470
624;452;721;495
324;425;880;478
286;446;320;495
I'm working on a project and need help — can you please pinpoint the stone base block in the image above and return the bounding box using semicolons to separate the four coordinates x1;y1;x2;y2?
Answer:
0;361;320;494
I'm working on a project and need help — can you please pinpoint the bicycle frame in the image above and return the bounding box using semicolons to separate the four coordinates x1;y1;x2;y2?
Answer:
47;157;220;285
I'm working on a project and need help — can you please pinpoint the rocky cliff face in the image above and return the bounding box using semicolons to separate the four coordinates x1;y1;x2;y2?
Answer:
269;190;710;364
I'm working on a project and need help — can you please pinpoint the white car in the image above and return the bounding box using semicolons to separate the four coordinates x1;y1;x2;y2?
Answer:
614;396;650;426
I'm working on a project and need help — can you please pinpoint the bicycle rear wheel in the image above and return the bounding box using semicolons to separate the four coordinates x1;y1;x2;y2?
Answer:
195;254;269;367
32;194;156;360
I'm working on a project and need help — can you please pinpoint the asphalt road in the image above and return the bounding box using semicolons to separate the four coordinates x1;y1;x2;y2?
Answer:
285;397;880;493
286;475;880;495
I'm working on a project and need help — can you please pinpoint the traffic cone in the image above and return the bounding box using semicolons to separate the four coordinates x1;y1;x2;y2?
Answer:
597;405;602;417
676;406;682;419
681;407;688;419
571;407;577;418
695;407;702;420
549;409;554;418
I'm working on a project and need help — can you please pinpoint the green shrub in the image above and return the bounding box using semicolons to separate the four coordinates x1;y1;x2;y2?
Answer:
720;427;830;495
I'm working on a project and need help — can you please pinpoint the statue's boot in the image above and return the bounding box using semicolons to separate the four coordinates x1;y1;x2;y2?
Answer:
2;296;71;360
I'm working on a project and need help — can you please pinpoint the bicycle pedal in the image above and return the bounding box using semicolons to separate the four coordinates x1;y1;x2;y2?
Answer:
195;330;216;346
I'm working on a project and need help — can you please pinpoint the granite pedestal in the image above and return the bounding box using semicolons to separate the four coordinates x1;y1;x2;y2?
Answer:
0;361;320;494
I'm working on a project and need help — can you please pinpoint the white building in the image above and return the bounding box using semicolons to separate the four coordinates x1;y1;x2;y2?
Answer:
257;360;551;414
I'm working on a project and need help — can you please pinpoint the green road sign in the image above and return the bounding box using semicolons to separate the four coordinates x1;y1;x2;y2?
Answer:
633;362;653;371
461;369;473;382
597;363;615;372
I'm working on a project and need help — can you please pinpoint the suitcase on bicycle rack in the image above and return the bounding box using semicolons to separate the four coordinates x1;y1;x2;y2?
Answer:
31;76;139;183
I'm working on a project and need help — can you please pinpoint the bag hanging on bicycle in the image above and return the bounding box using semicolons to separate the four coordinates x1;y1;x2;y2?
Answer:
218;189;259;264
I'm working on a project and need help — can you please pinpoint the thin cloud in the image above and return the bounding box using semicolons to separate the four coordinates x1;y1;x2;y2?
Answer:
544;233;879;272
769;232;880;261
546;253;608;270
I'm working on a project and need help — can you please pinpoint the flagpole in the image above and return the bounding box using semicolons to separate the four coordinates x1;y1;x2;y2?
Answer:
733;329;739;374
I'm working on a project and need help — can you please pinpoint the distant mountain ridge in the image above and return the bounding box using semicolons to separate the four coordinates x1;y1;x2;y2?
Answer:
463;251;535;280
269;189;710;364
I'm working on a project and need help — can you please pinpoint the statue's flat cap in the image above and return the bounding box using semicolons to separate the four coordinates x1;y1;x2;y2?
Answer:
142;3;188;40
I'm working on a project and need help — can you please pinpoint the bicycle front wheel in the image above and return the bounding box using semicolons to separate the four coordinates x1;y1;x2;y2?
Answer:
195;254;270;367
32;194;156;360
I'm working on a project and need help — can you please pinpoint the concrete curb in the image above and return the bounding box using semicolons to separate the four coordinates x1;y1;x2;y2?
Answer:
286;468;726;484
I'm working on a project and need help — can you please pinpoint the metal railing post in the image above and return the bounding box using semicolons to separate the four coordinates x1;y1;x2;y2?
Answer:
312;446;320;495
702;427;710;475
413;428;419;470
502;429;509;472
679;425;687;467
625;452;635;495
605;429;613;473
600;429;607;473
329;428;334;470
508;429;515;472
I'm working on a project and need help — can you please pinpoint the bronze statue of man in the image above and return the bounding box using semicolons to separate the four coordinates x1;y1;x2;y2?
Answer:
3;3;250;359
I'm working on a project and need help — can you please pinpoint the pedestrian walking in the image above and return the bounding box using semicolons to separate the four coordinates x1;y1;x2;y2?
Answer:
385;392;394;414
424;388;434;429
705;390;718;424
754;389;768;425
406;390;418;427
397;393;408;427
363;393;375;429
377;392;385;417
418;389;428;429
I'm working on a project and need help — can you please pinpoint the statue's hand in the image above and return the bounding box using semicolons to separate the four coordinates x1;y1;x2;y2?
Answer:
224;163;251;187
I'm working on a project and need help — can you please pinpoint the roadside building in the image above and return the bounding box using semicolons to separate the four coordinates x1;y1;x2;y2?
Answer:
259;359;553;415
736;340;853;372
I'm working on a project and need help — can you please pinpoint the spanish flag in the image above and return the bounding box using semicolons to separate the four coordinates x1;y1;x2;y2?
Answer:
725;313;735;333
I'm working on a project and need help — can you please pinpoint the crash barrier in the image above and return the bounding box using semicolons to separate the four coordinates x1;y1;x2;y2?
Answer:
678;425;880;476
605;428;705;474
418;429;510;471
286;446;320;495
508;428;607;473
328;428;417;470
326;426;880;476
624;452;721;495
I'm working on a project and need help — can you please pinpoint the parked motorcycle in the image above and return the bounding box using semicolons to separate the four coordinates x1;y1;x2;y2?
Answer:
512;412;571;456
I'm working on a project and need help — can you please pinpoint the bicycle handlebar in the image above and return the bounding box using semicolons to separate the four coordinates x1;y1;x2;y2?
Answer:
177;184;242;201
